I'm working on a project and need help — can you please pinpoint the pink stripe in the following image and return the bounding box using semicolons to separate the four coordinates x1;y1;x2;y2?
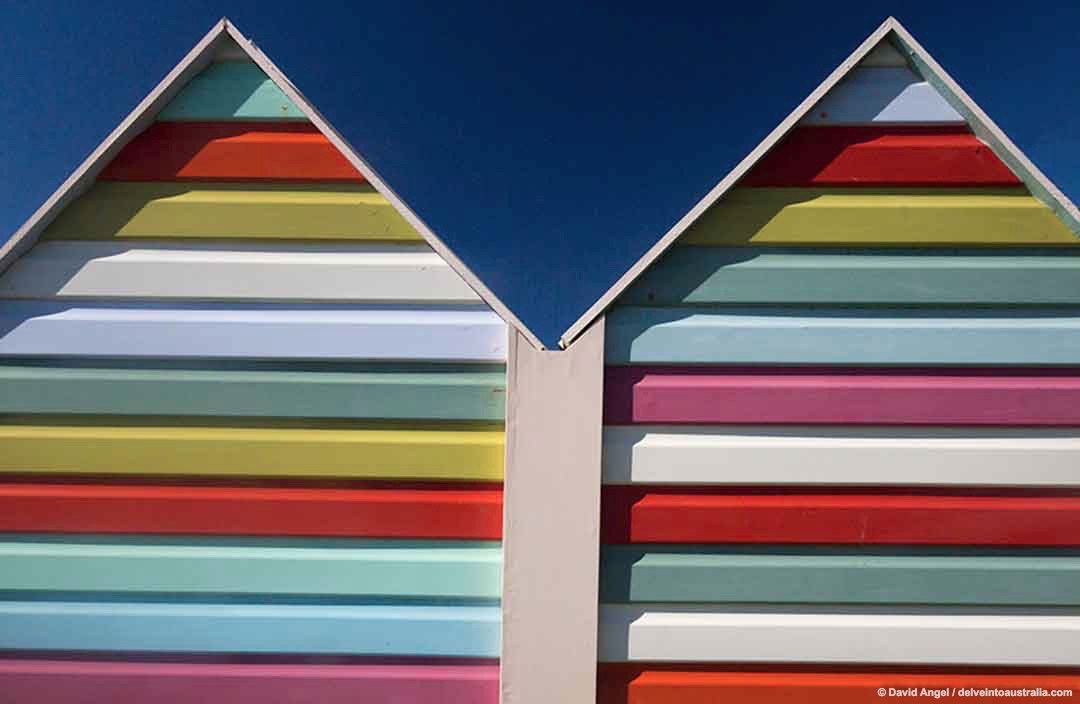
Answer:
0;660;498;704
604;366;1080;425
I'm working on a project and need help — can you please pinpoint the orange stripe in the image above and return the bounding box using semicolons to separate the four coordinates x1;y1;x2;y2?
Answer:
598;666;1080;704
100;122;364;182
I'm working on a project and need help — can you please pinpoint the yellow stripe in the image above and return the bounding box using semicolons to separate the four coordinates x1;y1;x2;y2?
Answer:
680;188;1079;246
0;421;503;480
42;182;423;241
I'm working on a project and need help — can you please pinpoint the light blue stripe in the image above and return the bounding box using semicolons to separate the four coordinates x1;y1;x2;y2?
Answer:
0;601;500;656
802;66;962;125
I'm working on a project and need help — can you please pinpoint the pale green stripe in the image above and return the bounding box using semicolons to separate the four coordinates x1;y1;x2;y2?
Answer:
602;546;1080;606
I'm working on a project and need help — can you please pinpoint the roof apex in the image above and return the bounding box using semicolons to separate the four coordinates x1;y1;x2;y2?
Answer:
1;18;546;350
557;16;1080;348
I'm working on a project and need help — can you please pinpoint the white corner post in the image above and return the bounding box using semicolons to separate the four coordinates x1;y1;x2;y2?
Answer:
500;318;605;704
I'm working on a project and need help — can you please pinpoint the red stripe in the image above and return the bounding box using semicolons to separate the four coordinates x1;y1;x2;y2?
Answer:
0;660;498;704
739;126;1020;187
599;666;1080;704
602;486;1080;545
100;122;364;182
604;366;1080;426
0;482;502;539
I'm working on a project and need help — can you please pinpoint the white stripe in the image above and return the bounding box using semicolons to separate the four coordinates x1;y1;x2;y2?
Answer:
0;302;507;361
0;242;482;303
602;426;1080;485
598;605;1080;664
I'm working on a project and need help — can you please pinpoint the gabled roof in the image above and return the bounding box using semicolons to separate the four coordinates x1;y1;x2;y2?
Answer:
0;18;545;351
559;16;1080;348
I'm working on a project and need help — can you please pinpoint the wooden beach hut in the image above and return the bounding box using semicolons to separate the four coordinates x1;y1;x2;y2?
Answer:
0;18;543;702
548;16;1080;704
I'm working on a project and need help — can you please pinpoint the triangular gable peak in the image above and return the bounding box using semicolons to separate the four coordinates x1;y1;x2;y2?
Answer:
560;16;1080;347
0;19;544;350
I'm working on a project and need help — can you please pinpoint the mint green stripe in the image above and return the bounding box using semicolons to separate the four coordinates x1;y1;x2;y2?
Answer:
0;538;501;601
0;364;505;421
159;62;305;121
601;547;1080;606
621;247;1080;306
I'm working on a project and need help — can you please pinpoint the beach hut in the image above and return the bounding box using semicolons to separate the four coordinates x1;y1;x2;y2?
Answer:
0;18;542;701
551;16;1080;704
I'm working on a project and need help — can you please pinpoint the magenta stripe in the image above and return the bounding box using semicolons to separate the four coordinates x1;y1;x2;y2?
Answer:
604;366;1080;425
0;659;499;704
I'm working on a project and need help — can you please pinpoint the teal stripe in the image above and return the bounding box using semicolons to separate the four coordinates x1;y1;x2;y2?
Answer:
0;364;505;420
606;306;1080;365
620;247;1080;306
601;546;1080;606
0;601;499;656
0;537;500;601
159;62;305;120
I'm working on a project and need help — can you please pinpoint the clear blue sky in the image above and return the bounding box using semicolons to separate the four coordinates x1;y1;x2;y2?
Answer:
2;1;1078;345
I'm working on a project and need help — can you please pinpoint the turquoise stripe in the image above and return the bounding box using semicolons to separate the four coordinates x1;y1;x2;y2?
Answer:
606;306;1080;365
601;546;1080;606
0;601;499;656
159;62;305;120
0;363;505;421
620;247;1080;306
0;537;500;601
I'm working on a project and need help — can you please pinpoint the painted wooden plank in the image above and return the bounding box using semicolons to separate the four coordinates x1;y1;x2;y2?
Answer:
0;363;504;420
0;601;500;656
0;241;482;303
0;421;504;481
800;66;963;125
598;667;1080;704
600;546;1080;606
41;182;422;241
100;122;364;182
741;127;1019;187
605;307;1080;366
0;660;499;704
598;605;1080;664
158;62;305;120
500;321;606;704
0;536;500;600
679;188;1078;246
602;488;1080;545
858;39;909;67
0;303;508;362
603;366;1080;426
619;247;1080;306
602;426;1080;486
0;482;503;538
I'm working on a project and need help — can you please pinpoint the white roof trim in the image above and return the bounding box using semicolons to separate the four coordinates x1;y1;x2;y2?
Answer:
559;16;1080;347
1;19;546;351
